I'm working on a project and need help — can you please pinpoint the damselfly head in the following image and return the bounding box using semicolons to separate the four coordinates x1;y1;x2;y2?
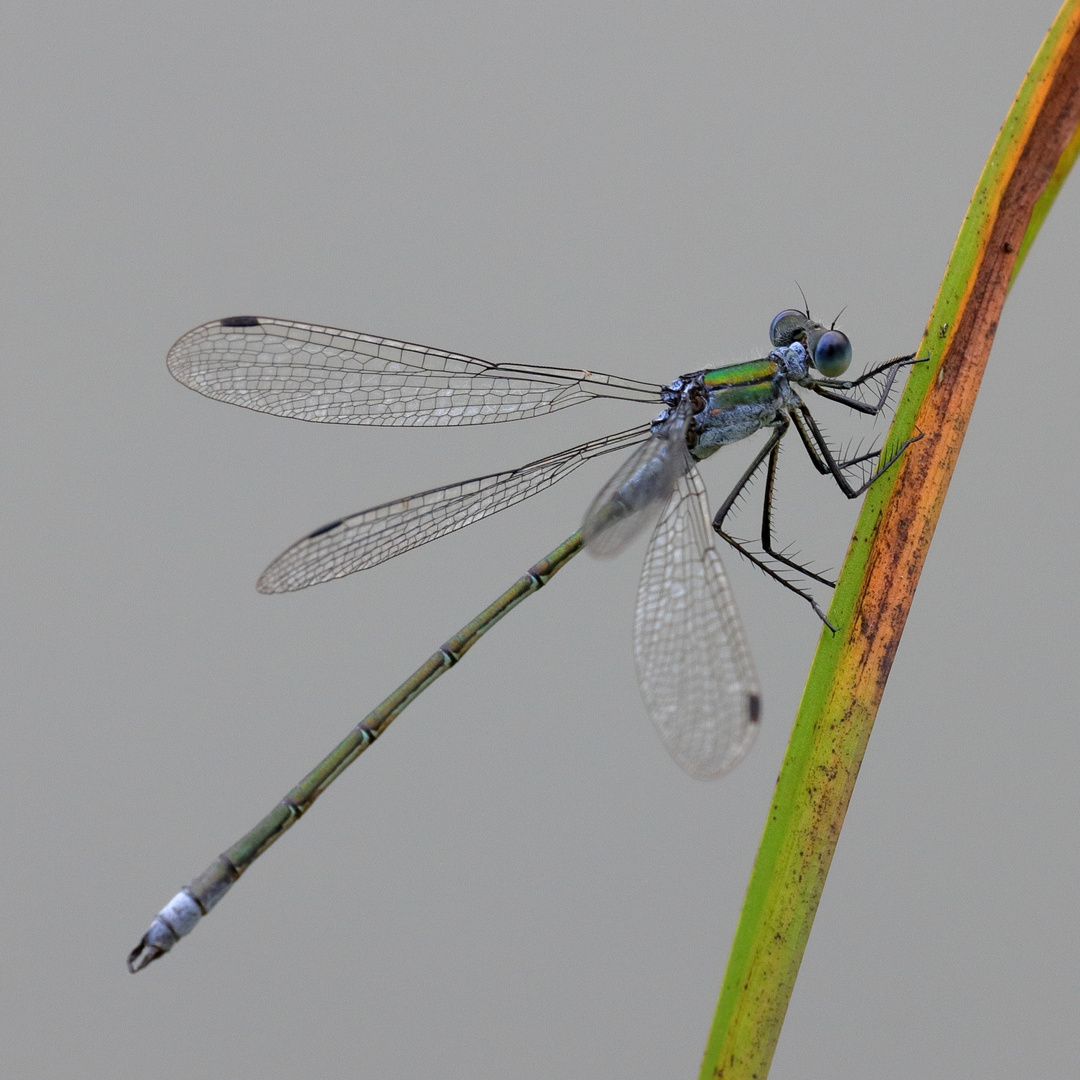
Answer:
770;309;852;378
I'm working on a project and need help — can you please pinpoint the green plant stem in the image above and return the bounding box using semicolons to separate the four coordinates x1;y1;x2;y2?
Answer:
700;3;1080;1076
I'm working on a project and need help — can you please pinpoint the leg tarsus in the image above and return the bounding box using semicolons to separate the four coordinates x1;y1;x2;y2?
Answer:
715;523;836;629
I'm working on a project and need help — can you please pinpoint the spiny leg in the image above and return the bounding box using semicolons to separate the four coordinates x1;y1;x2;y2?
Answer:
793;403;921;499
711;422;835;627
757;435;837;590
812;353;925;415
791;406;831;475
791;407;902;482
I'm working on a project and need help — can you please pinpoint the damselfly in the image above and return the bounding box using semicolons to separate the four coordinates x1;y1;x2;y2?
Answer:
129;308;920;971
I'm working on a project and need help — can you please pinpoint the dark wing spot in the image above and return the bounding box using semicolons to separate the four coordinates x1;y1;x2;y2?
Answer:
748;694;761;724
220;315;261;327
306;518;343;539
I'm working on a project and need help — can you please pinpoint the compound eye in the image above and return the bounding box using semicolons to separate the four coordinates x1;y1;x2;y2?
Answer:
770;309;809;347
812;330;852;377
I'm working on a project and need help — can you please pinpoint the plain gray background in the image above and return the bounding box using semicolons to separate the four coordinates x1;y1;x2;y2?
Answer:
3;2;1078;1077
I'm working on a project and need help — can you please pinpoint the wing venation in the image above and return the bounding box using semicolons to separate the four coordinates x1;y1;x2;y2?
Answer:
257;426;651;592
633;466;760;779
168;317;662;428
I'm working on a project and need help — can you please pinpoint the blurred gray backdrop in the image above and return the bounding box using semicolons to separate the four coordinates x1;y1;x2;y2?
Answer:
3;2;1078;1077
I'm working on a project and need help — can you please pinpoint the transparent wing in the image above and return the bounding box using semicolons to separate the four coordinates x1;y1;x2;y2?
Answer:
168;316;662;428
581;397;694;557
633;465;760;780
258;425;651;593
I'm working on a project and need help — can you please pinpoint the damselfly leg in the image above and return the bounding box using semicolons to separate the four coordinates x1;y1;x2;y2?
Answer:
712;353;925;626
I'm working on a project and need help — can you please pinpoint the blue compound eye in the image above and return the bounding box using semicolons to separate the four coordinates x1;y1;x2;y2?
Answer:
769;309;809;347
812;329;852;377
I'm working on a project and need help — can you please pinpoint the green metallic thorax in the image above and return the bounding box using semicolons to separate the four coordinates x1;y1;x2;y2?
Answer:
688;357;792;460
702;358;781;409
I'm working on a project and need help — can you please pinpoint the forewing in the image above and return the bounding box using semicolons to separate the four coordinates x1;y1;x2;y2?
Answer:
167;316;661;427
258;426;650;592
633;466;760;780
